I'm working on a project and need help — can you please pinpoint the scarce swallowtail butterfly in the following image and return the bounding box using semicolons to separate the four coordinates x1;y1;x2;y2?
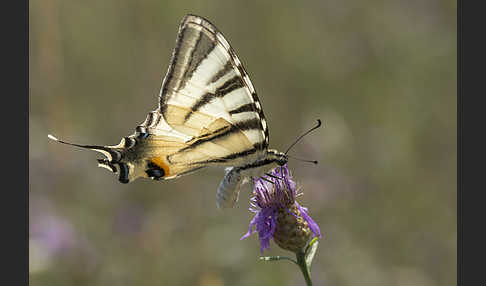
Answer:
49;14;297;208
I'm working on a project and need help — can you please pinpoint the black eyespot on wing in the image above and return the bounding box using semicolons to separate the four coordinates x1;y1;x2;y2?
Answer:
146;169;164;178
146;162;165;179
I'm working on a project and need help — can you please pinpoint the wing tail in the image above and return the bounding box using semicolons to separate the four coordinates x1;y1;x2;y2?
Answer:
47;134;123;162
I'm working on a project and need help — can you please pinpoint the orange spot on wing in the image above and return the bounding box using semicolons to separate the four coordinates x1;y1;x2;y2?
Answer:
150;157;170;177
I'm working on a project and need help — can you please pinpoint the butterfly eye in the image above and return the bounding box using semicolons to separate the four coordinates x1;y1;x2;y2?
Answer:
276;153;289;166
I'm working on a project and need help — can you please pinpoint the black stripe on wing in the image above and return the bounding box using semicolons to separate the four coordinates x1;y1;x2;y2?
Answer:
229;103;257;115
190;148;258;165
171;118;264;159
184;75;244;121
159;17;217;116
180;29;216;90
208;61;233;84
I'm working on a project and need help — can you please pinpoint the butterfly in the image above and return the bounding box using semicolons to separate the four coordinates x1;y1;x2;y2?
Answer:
49;14;316;208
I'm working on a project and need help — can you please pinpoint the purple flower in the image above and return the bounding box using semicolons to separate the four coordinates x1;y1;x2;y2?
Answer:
241;164;321;253
30;214;77;255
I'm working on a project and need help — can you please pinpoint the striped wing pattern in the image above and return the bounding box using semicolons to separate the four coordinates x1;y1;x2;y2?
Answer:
48;15;287;208
150;15;269;161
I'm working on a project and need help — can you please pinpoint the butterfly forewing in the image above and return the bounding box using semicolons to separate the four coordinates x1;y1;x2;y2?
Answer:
49;15;288;208
156;15;269;151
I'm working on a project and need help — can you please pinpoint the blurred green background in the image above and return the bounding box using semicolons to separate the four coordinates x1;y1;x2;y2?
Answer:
30;0;456;285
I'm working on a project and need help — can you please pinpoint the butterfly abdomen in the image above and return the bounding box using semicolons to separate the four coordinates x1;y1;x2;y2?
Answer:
217;167;245;208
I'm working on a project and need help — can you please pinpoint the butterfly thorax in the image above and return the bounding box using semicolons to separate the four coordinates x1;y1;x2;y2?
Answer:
215;149;287;208
49;14;289;209
236;149;287;178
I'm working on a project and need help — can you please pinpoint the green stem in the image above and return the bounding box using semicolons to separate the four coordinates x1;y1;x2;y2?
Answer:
296;250;313;286
260;256;298;265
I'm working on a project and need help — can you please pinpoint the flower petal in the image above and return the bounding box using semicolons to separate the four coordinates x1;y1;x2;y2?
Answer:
240;214;258;240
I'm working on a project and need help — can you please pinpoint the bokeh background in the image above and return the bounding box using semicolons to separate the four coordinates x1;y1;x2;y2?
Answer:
30;0;456;285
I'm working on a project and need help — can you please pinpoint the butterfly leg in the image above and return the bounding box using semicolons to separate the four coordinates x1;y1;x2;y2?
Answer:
261;176;275;184
264;173;283;181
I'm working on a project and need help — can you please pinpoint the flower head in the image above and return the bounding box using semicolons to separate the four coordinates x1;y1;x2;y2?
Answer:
241;164;321;253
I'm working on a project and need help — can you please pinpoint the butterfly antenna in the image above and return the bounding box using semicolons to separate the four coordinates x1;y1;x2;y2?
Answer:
284;119;322;154
287;154;318;165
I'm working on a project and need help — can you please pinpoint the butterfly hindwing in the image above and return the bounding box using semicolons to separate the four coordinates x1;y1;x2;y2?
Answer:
129;14;273;182
49;15;289;208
